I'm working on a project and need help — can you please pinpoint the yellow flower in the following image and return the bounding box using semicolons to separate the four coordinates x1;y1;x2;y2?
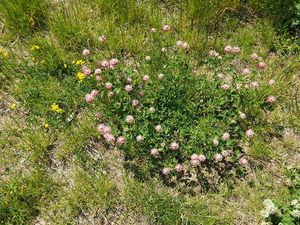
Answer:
3;52;8;58
51;103;63;113
32;57;35;61
10;103;16;110
44;123;49;129
76;72;85;82
31;45;40;51
75;59;85;65
64;63;67;68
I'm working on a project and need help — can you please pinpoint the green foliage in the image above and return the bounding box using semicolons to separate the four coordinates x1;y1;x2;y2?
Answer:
0;0;49;36
0;169;56;225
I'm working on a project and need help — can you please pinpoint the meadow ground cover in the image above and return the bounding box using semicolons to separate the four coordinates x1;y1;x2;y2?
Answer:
0;0;299;224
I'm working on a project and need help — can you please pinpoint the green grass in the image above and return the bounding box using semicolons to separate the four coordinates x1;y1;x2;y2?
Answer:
0;0;299;224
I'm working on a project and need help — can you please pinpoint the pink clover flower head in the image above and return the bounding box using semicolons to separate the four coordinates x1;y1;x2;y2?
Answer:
132;99;140;108
221;84;230;91
213;138;219;146
82;67;91;76
125;84;133;93
190;154;199;161
100;60;109;68
175;164;184;173
162;24;170;32
224;45;233;53
169;142;179;151
105;82;113;90
257;62;266;69
150;148;159;157
266;95;276;104
222;132;230;141
251;53;259;60
125;115;135;124
239;158;248;167
190;159;200;166
104;133;115;143
250;81;259;89
82;48;90;56
268;79;275;86
117;136;126;145
245;128;255;138
214;153;223;162
94;68;102;75
198;154;206;162
91;89;99;97
85;93;94;103
231;46;241;54
162;167;170;176
109;58;119;66
143;75;150;82
221;150;230;158
136;135;144;142
208;50;219;57
242;68;250;75
155;124;162;132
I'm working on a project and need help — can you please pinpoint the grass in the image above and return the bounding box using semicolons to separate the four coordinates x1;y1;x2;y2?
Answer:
0;0;300;224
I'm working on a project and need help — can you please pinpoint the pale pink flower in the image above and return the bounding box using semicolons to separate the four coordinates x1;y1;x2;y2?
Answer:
239;158;248;167
239;111;246;119
214;153;223;162
108;64;115;70
126;77;132;84
82;48;90;56
143;75;150;82
109;58;119;66
105;82;113;90
85;94;94;103
117;136;126;145
91;90;99;97
169;142;179;151
208;50;219;57
224;45;233;53
82;67;91;76
158;73;164;80
104;133;115;142
97;124;106;133
222;132;230;141
250;81;259;89
190;154;199;161
198;154;206;162
162;24;170;32
145;56;151;61
150;148;159;157
251;53;258;60
242;68;250;75
136;135;144;142
176;40;183;47
100;60;109;68
155;125;162;132
102;125;112;134
268;79;275;86
99;35;106;43
162;167;170;176
175;164;184;173
161;47;167;52
182;42;189;49
257;62;266;69
150;28;156;33
125;84;133;93
266;95;276;104
245;129;255;138
221;84;230;91
132;99;140;108
232;46;241;54
213;138;219;146
190;159;200;166
96;75;102;81
94;68;102;75
149;107;156;113
125;115;134;124
139;91;145;97
222;150;230;158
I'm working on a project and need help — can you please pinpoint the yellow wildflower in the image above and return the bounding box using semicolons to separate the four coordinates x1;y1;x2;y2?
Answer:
64;63;67;68
10;103;16;110
51;103;63;113
31;45;40;51
32;57;35;61
44;123;49;129
75;59;85;65
3;52;8;58
76;72;85;82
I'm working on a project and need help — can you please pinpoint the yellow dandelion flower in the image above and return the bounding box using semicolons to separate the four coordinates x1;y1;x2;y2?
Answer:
75;59;85;65
44;123;49;129
76;72;85;82
64;63;67;68
10;103;16;110
51;103;63;113
31;45;40;51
